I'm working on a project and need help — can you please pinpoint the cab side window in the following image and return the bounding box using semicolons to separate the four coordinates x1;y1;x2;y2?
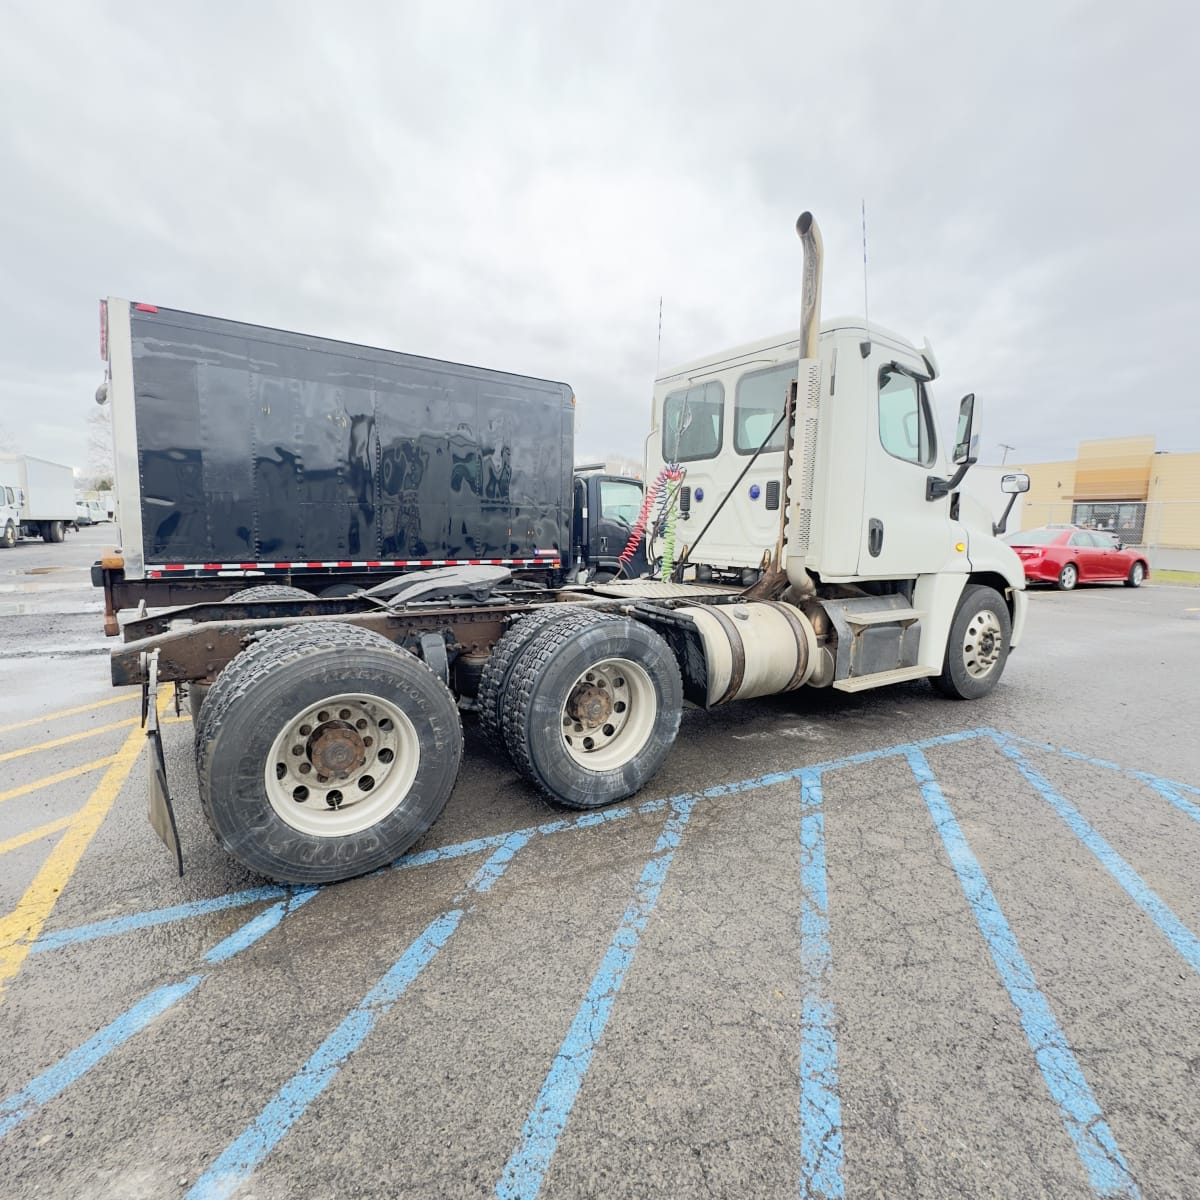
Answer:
878;368;936;467
734;363;794;454
662;381;724;463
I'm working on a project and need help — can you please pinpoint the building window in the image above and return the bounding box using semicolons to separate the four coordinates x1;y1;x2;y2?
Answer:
1072;501;1145;545
662;381;724;463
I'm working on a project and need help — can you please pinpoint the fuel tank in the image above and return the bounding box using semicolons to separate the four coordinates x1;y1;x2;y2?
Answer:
676;600;818;707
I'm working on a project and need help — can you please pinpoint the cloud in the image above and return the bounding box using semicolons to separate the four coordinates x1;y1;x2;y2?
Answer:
1;0;1197;480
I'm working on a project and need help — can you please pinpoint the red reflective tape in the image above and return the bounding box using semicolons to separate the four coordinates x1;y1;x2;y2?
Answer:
273;563;291;569
134;302;159;313
419;560;435;566
306;562;323;568
468;559;481;565
163;564;186;571
149;571;162;579
204;563;222;570
239;563;256;570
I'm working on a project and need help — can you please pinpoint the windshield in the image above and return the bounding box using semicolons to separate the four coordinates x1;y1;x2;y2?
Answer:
1005;528;1062;546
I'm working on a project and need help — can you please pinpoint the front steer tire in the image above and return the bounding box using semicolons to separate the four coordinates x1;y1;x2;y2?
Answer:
932;584;1012;701
195;622;462;884
501;614;682;809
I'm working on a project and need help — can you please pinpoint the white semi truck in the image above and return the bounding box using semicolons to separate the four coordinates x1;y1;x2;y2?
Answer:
111;210;1030;884
0;454;77;546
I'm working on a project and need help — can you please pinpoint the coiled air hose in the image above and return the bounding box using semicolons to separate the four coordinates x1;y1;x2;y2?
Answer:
617;464;683;577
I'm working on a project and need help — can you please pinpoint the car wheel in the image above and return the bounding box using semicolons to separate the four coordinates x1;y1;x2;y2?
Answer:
195;622;462;884
932;584;1013;701
1123;561;1145;588
1057;563;1078;591
1;521;15;549
500;613;682;809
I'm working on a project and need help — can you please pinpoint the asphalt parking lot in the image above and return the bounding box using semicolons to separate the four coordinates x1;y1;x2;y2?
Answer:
2;525;1199;1199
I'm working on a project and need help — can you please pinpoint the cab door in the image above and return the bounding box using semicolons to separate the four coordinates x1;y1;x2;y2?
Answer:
857;359;961;577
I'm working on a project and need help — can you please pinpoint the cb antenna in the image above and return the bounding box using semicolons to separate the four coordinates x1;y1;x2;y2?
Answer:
656;295;663;376
860;199;872;359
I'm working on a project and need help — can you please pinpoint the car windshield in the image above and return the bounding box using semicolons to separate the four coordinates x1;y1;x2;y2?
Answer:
1005;528;1063;546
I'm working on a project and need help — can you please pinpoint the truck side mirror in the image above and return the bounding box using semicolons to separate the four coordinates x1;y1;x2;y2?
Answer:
953;394;975;465
1000;472;1030;494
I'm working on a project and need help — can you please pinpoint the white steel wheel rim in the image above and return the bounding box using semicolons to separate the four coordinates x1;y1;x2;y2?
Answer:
559;657;656;770
264;693;420;837
962;609;1003;680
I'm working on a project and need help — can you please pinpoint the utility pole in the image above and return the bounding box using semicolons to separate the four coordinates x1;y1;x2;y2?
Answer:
999;442;1015;465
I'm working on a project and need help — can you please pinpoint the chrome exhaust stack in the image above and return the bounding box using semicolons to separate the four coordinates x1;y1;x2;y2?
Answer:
796;211;824;360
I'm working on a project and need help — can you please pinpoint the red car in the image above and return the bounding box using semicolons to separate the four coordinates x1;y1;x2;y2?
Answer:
1005;526;1149;590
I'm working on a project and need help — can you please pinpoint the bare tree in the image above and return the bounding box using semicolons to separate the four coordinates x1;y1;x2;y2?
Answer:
85;405;115;490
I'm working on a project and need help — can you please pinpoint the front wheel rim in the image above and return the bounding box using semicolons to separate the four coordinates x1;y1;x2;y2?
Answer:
962;609;1004;679
1133;564;1144;583
263;692;420;837
1062;566;1077;587
559;657;657;770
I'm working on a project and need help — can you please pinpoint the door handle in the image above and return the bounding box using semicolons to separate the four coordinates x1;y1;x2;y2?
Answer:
868;518;884;557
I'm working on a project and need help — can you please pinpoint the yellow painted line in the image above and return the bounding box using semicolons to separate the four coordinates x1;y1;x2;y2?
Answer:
0;691;139;735
0;816;72;856
161;715;193;724
0;717;138;764
0;690;170;1000
0;755;119;806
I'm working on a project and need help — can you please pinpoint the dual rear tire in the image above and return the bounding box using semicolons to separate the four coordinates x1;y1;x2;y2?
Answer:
482;610;683;810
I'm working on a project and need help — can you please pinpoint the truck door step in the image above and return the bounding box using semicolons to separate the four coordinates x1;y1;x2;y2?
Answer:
832;665;938;693
842;607;921;626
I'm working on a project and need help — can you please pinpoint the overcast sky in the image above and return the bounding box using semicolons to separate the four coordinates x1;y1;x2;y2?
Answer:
1;1;1196;477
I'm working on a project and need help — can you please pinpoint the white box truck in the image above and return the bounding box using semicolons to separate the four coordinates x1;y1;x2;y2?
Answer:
0;454;77;545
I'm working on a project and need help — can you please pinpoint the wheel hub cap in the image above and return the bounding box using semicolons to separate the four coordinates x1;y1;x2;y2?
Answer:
963;610;1003;679
308;722;366;778
568;683;613;729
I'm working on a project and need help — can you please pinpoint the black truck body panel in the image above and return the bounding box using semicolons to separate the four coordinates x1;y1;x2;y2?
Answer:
127;306;575;572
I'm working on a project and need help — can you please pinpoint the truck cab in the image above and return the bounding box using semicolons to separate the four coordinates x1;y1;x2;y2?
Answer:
571;470;647;580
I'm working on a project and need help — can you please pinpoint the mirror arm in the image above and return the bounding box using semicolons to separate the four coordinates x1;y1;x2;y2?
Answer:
925;456;976;502
993;491;1019;536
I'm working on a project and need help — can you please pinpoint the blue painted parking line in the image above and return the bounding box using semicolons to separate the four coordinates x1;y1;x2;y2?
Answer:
996;738;1200;977
1;888;317;1140
1132;773;1200;826
0;975;204;1138
798;769;844;1200
906;750;1140;1199
495;795;698;1200
187;831;532;1200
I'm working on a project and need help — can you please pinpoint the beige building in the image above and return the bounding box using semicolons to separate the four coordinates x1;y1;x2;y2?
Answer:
1015;436;1200;549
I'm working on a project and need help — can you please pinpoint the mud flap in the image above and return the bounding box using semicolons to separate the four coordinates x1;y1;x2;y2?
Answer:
142;650;183;876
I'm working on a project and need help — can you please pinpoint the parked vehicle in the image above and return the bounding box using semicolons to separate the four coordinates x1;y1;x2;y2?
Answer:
1005;526;1149;590
109;209;1030;885
1;488;19;549
92;301;644;634
0;455;76;543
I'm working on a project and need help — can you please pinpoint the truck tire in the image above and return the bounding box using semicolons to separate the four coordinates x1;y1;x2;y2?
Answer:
1;521;14;549
501;614;682;809
932;584;1012;701
43;520;65;544
226;584;311;602
476;606;617;753
195;622;463;884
